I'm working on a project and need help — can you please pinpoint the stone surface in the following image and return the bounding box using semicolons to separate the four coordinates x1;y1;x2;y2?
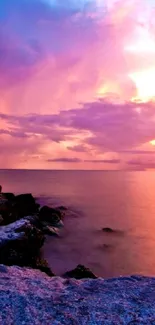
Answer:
102;227;114;233
0;266;155;324
42;225;60;236
39;205;63;226
14;193;39;218
0;217;54;275
64;264;97;279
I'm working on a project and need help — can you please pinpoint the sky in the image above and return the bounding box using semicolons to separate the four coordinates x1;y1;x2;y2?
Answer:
0;0;155;170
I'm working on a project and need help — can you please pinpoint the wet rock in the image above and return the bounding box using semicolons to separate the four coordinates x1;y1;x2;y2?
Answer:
64;264;97;279
57;206;68;211
2;193;15;201
42;225;59;237
0;195;13;224
39;205;62;226
14;193;39;218
0;215;3;225
0;193;40;225
0;217;53;274
34;256;55;276
102;227;114;233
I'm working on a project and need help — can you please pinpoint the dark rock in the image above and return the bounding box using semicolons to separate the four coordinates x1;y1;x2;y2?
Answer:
102;227;114;233
0;215;4;225
0;217;53;274
0;196;13;224
42;225;59;237
39;205;62;226
57;206;68;211
14;193;39;218
64;264;97;279
2;193;15;201
34;256;55;276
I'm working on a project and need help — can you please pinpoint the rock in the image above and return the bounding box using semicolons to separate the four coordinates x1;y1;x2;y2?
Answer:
0;193;40;225
0;267;154;323
0;215;3;225
39;205;62;226
14;193;39;218
57;205;68;211
0;195;13;224
0;217;54;275
34;256;55;276
42;225;59;237
102;227;114;233
2;193;15;201
64;264;97;279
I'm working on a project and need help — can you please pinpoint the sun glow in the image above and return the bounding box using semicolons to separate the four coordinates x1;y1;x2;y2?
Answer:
125;29;155;54
129;68;155;102
150;140;155;146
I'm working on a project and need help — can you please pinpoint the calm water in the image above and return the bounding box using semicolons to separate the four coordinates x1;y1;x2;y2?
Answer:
1;169;155;278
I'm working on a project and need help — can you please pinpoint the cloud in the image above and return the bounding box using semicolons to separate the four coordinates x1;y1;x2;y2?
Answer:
119;150;155;155
47;157;82;163
1;98;155;155
127;159;155;169
67;144;90;152
84;159;121;164
0;0;155;168
46;157;121;163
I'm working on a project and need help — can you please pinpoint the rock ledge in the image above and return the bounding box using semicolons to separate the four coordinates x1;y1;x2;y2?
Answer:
0;265;155;324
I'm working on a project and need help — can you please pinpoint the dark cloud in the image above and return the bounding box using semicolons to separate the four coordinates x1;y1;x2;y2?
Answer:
127;159;155;169
47;157;82;163
84;159;121;163
67;144;90;152
46;157;121;164
119;150;155;155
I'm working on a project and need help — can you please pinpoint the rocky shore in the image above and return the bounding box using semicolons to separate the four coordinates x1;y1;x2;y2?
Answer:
0;265;155;324
0;188;155;324
0;190;66;275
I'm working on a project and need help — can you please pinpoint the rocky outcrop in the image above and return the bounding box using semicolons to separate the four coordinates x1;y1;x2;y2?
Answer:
64;264;97;279
102;227;114;233
0;265;154;324
0;190;67;275
0;217;54;274
39;205;63;225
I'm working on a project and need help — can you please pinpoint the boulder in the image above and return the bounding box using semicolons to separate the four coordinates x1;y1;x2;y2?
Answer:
57;206;68;211
0;193;40;225
64;264;97;279
39;205;62;226
0;195;13;224
14;193;40;218
2;193;15;201
0;217;55;275
102;227;114;233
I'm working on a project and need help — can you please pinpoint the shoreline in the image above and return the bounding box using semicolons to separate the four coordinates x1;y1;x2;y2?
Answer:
0;264;155;324
0;188;155;323
0;189;98;278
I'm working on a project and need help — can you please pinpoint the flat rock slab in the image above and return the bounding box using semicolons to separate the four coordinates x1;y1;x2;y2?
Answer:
0;266;155;324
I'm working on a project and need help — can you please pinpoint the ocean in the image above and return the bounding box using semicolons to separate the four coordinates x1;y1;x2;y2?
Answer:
1;169;155;278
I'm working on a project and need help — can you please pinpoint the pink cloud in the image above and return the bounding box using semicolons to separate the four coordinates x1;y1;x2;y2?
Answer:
0;0;155;169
